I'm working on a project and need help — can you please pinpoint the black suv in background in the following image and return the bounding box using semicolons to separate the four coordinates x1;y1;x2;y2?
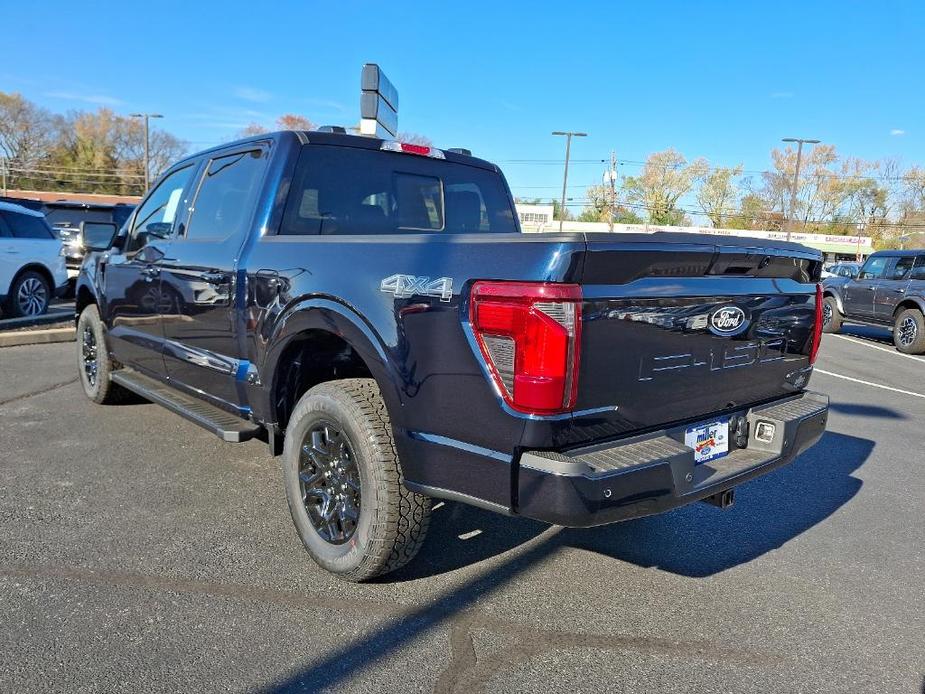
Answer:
822;249;925;353
0;197;135;291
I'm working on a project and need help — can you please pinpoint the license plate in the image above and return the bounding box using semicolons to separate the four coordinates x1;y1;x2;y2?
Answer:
685;419;729;464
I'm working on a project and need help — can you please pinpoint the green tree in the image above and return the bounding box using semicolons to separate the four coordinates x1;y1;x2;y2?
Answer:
623;149;706;225
695;164;743;227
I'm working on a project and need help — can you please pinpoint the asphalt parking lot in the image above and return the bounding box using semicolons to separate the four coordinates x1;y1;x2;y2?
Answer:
1;328;923;693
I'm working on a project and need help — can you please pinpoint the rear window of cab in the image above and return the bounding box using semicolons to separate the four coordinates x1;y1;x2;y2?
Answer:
279;145;517;236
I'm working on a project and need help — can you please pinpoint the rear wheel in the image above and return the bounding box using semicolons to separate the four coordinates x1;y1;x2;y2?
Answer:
893;308;925;354
6;270;50;318
76;305;130;404
282;378;431;582
822;296;842;333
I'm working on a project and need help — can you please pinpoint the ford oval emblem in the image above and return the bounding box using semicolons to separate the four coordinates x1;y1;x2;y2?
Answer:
709;306;747;335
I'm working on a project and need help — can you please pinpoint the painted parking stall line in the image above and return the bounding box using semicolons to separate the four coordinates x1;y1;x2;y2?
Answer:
814;368;925;399
831;333;925;362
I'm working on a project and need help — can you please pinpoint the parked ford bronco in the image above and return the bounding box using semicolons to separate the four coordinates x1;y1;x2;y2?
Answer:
75;130;829;581
822;249;925;353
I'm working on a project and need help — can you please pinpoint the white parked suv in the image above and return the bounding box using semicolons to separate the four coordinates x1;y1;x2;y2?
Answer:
0;201;68;317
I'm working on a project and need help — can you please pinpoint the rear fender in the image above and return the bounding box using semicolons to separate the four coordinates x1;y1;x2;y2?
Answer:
260;297;405;427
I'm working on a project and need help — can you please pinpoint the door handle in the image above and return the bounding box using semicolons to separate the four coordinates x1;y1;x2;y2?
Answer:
198;271;228;284
866;286;876;291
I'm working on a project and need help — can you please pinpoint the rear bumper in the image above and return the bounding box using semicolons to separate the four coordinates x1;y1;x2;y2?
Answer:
516;391;828;527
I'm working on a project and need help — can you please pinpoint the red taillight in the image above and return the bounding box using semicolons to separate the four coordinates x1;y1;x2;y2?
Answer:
470;281;582;415
810;283;823;365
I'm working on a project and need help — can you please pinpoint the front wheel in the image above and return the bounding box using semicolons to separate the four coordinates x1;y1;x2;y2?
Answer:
893;308;925;354
282;378;431;582
76;305;130;404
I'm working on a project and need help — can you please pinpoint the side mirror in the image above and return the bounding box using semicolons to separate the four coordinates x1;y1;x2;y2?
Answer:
145;222;172;239
135;222;172;250
80;221;118;252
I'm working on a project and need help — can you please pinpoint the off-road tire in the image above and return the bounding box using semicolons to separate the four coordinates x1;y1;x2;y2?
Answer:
893;308;925;354
822;296;843;333
76;305;130;404
282;378;431;582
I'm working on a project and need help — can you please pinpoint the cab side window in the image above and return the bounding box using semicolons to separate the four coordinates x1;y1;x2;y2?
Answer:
127;165;195;252
184;150;267;242
858;256;889;280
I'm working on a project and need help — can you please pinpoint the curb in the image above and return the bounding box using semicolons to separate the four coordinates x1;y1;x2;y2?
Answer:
0;326;76;348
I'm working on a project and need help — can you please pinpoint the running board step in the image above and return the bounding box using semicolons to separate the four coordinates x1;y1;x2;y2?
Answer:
111;369;261;443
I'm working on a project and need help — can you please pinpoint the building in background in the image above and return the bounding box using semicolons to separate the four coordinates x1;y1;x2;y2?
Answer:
516;203;554;227
514;204;871;262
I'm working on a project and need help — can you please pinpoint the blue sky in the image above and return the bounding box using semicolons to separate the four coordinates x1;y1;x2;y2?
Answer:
2;0;923;208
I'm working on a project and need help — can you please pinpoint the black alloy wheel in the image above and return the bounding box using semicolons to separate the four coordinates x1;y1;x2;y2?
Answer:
299;421;362;544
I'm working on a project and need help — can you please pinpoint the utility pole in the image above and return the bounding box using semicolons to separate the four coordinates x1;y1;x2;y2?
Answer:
1;156;6;196
781;137;820;241
607;150;617;232
552;131;587;232
130;113;164;193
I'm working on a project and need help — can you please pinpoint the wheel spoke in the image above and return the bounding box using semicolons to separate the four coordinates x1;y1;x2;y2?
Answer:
299;467;323;487
299;420;361;545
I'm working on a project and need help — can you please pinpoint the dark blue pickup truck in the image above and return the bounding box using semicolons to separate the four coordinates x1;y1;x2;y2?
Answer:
74;130;829;581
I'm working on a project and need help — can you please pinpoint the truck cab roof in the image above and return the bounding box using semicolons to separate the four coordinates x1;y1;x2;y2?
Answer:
179;130;501;174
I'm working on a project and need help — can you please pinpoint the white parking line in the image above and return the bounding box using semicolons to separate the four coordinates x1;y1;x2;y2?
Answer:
830;333;925;362
814;368;925;399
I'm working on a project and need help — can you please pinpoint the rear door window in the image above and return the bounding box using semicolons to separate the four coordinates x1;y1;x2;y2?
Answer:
184;149;268;241
890;256;915;280
911;256;925;281
2;211;54;239
280;145;516;235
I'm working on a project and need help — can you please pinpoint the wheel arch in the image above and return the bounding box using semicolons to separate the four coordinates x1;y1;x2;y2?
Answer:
9;263;55;295
75;283;98;319
823;287;845;314
262;298;405;434
893;297;925;319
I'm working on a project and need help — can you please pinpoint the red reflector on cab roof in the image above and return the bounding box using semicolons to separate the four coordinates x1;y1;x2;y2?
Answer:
381;140;446;159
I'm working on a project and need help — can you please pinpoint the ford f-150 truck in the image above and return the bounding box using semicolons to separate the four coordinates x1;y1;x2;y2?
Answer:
74;130;828;581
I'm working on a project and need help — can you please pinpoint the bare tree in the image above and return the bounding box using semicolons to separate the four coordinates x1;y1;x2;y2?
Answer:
276;114;315;131
235;123;270;139
0;92;57;187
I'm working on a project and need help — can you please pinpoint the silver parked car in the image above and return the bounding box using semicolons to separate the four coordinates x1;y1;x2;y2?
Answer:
822;250;925;353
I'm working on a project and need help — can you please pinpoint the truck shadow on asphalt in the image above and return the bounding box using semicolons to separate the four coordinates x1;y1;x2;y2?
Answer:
838;324;895;345
266;431;871;692
394;430;872;581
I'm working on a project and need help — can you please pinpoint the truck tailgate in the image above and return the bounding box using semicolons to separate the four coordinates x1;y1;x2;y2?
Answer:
572;235;821;440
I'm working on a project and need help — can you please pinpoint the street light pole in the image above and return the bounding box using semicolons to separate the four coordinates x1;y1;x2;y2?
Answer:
781;137;820;241
552;131;587;232
130;113;164;193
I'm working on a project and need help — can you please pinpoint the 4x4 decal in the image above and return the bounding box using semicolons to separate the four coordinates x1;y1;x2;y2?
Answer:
380;274;454;302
